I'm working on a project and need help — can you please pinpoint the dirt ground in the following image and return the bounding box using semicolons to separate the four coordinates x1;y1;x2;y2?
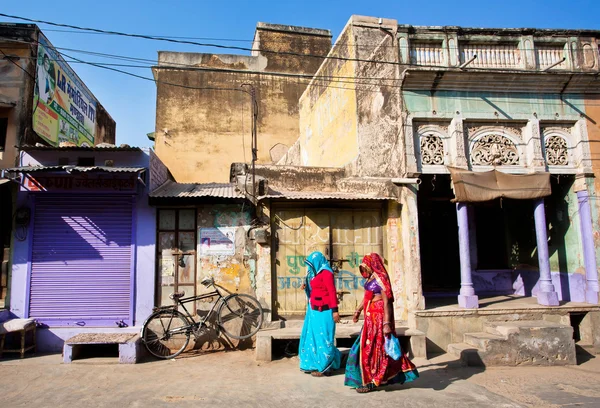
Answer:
0;347;599;408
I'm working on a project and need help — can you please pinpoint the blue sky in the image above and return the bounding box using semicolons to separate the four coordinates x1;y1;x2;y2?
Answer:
3;0;599;148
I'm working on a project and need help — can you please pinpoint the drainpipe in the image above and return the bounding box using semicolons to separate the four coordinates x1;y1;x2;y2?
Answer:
391;178;421;185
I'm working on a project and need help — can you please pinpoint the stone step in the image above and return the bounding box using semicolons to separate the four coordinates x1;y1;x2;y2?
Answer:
447;343;485;367
485;320;572;337
463;332;505;350
450;320;576;367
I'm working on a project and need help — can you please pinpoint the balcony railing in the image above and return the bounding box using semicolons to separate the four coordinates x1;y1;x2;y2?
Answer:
460;44;521;69
535;45;567;70
410;43;445;66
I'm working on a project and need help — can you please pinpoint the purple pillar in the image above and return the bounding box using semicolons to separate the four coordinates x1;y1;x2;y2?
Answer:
533;199;559;306
577;190;599;304
456;202;479;309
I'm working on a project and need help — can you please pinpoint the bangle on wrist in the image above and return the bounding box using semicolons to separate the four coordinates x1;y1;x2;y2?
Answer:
383;322;391;326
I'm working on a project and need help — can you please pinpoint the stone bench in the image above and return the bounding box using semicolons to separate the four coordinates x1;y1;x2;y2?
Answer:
256;322;426;362
63;333;140;364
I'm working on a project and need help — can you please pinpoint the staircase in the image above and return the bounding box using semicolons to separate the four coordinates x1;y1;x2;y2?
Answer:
448;320;576;366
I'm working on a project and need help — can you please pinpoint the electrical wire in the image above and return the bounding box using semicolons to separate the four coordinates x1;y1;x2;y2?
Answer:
7;13;598;73
0;49;34;78
15;22;600;51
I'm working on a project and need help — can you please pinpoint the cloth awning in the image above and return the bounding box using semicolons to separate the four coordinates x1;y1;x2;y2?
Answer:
448;167;551;203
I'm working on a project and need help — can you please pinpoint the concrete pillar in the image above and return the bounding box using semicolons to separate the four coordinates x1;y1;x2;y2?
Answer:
577;190;599;304
456;202;478;309
533;199;559;306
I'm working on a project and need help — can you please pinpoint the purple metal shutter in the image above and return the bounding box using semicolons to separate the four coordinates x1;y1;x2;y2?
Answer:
29;195;134;327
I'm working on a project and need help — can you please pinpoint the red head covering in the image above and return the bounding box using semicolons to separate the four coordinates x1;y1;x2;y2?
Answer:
361;253;394;302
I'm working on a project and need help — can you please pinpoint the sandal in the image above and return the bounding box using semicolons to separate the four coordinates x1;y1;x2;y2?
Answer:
311;371;331;377
356;383;376;393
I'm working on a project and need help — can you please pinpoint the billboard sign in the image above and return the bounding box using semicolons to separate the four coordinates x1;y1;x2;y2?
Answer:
33;34;97;146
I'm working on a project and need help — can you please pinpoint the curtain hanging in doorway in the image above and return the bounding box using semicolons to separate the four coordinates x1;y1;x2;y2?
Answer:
447;167;551;203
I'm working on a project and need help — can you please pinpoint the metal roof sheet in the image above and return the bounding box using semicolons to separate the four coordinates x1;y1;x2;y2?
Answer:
4;166;146;173
21;145;141;152
259;189;390;200
150;180;243;199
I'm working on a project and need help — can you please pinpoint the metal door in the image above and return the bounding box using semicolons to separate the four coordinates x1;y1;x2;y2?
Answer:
273;208;382;316
331;210;383;313
28;195;134;326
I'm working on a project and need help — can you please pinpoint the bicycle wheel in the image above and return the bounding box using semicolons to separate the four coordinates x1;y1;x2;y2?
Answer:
217;294;264;340
142;309;190;359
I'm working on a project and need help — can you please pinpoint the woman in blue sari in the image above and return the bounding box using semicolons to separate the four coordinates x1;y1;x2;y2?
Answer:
299;251;341;377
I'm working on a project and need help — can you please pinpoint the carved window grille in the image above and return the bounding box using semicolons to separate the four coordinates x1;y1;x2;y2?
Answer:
420;134;444;165
544;135;569;166
471;134;519;166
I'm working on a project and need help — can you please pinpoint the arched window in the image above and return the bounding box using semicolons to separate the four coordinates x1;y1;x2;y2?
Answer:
420;134;445;165
544;135;569;166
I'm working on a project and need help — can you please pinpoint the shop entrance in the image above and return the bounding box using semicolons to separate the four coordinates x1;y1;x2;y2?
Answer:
417;175;461;294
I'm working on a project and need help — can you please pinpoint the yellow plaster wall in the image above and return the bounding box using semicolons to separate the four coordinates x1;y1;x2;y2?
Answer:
298;30;359;167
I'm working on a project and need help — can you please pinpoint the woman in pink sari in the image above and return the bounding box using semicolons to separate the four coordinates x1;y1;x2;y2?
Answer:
344;253;419;393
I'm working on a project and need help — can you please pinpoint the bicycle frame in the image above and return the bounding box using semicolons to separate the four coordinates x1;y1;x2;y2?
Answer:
154;286;228;338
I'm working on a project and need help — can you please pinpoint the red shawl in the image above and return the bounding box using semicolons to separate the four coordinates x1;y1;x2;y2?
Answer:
361;253;394;302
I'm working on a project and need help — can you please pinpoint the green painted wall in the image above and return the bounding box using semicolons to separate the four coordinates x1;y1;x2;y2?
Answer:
404;91;585;120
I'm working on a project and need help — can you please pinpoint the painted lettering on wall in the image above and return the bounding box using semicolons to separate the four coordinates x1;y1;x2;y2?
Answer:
23;175;136;192
277;270;366;291
286;255;306;275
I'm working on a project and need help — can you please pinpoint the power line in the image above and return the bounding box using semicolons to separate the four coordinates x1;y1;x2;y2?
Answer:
24;27;600;52
3;37;599;92
0;49;34;78
3;36;600;108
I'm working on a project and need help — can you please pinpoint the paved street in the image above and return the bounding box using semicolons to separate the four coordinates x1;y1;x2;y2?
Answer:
2;348;600;408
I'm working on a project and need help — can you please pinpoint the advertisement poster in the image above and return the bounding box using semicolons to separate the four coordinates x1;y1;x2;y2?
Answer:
33;34;97;146
199;227;236;256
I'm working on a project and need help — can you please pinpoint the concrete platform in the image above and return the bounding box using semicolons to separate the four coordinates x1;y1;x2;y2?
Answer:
256;320;426;362
63;333;140;364
448;319;576;366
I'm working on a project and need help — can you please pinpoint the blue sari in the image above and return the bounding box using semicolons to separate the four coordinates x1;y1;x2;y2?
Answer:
299;252;341;373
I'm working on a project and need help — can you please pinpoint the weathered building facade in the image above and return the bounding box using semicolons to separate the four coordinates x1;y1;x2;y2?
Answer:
281;16;600;311
270;16;600;360
152;22;331;183
3;146;159;352
0;23;116;309
148;16;600;362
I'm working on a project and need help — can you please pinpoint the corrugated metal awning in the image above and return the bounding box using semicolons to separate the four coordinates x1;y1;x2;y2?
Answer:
4;166;146;173
21;145;141;152
150;180;243;199
259;188;390;201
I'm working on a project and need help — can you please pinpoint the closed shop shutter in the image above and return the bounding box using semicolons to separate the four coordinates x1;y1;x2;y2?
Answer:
29;195;134;326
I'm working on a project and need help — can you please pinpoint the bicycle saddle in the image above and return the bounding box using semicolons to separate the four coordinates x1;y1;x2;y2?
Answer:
169;291;185;300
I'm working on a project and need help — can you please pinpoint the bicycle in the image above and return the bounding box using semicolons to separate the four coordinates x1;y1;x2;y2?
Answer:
141;276;264;359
